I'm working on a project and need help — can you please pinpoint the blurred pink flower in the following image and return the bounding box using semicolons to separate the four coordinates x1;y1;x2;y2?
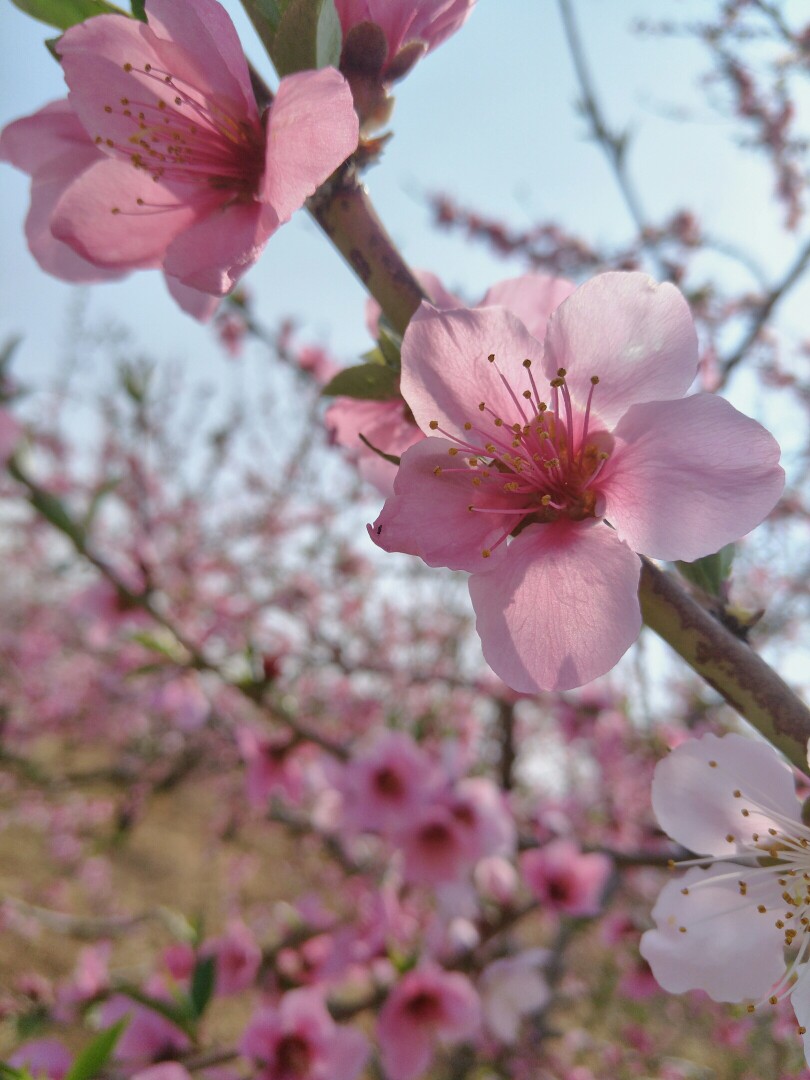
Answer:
370;271;784;691
132;1067;193;1080
640;732;810;1065
479;949;550;1043
9;1039;72;1080
100;987;191;1063
327;271;572;495
520;839;612;917
241;988;368;1080
204;920;262;996
336;730;436;834
377;964;480;1080
0;0;358;319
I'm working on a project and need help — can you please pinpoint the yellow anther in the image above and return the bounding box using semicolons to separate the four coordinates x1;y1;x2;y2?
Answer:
464;421;472;430
522;390;532;399
494;418;503;427
708;761;718;768
591;375;600;385
557;367;567;377
478;402;486;411
488;353;495;363
550;377;564;388
448;448;459;456
523;358;532;368
123;62;133;72
482;549;491;558
433;466;442;476
541;495;551;505
429;420;439;430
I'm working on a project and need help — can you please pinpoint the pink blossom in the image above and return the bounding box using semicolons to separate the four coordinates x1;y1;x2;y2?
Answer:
377;964;480;1080
203;920;262;996
335;730;436;834
240;988;368;1080
370;272;784;691
479;949;550;1043
100;990;191;1063
520;839;612;917
237;725;303;808
0;0;358;319
328;271;572;494
640;732;810;1065
399;800;470;885
9;1039;72;1080
473;854;519;905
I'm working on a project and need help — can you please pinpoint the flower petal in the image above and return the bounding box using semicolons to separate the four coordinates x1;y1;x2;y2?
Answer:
262;68;359;224
479;273;575;342
144;0;259;123
650;733;801;857
163;201;274;294
640;866;784;1002
542;272;698;422
468;520;642;692
601;393;784;561
401;304;543;440
789;974;810;1067
164;275;221;320
368;438;519;573
52;157;205;269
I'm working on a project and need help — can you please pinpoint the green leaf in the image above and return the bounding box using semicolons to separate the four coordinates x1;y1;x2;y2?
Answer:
376;323;402;370
63;1018;128;1080
358;433;400;466
272;0;342;75
129;631;180;659
9;0;127;31
675;543;735;599
321;363;399;401
189;954;216;1018
130;0;145;19
116;986;193;1033
0;1064;28;1080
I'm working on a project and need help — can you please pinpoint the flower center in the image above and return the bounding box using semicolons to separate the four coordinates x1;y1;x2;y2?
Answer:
97;61;265;217
275;1034;313;1077
429;358;612;560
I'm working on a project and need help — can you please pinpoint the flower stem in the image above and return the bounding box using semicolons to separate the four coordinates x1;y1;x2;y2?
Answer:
639;558;810;769
307;168;427;336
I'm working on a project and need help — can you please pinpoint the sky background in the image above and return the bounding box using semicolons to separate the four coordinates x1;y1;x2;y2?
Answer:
2;0;807;395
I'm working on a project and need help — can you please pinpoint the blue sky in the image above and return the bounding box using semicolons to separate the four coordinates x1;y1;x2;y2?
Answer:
0;0;803;390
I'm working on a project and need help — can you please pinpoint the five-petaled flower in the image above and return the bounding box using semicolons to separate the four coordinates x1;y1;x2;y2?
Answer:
0;0;359;319
641;732;810;1066
369;271;784;692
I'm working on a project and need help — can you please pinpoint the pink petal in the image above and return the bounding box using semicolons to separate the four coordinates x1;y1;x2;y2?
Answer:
601;393;784;561
262;68;359;224
59;15;171;150
165;275;221;320
163;201;274;294
640;866;784;1002
542;272;698;423
327;1025;370;1080
144;0;259;123
650;733;801;858
468;521;642;692
0;102;123;282
52;157;206;269
378;1025;433;1080
0;99;85;175
400;304;543;440
368;437;521;572
479;273;576;342
789;975;810;1067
